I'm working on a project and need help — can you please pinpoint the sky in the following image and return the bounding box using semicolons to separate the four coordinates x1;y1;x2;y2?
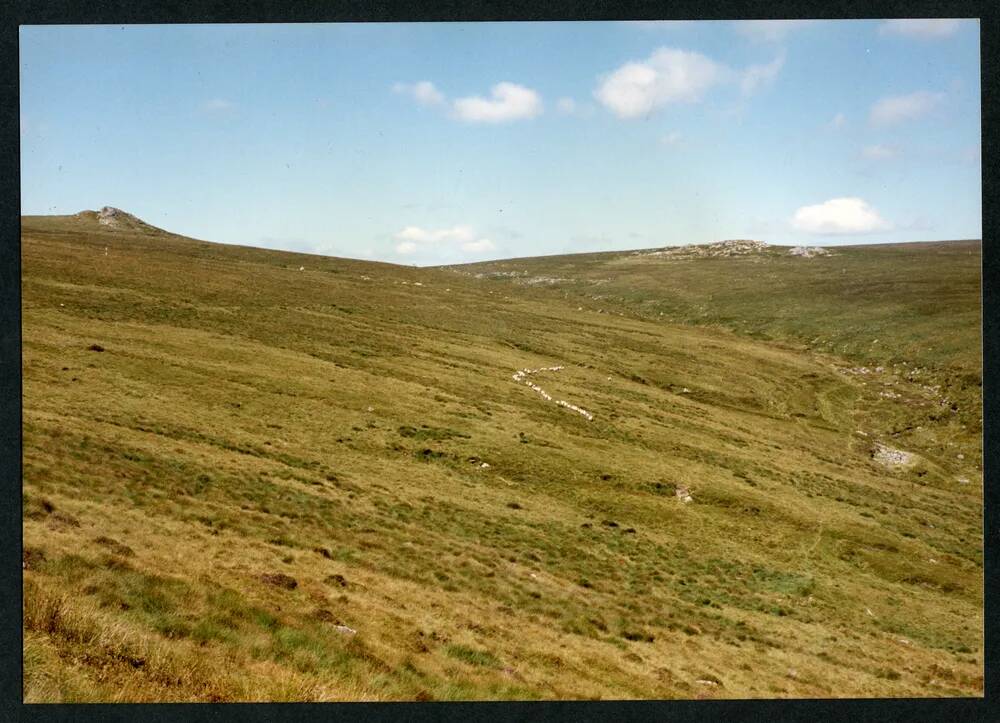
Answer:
20;19;982;266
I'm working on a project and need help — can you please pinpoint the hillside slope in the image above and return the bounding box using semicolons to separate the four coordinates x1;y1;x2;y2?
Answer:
22;218;982;701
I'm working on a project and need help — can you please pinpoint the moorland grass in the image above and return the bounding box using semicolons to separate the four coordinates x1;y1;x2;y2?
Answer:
21;214;982;700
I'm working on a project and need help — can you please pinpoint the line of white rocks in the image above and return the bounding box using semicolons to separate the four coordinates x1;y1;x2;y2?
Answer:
511;366;594;421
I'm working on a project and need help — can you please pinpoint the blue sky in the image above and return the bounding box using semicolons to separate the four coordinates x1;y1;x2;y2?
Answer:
20;20;981;265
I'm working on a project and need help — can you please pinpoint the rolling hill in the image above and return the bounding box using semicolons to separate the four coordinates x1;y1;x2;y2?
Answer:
21;213;983;701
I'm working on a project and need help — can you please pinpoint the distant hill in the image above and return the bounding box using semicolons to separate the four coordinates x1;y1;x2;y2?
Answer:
71;206;171;235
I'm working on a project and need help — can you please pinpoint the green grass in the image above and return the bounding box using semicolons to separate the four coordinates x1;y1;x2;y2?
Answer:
21;213;982;701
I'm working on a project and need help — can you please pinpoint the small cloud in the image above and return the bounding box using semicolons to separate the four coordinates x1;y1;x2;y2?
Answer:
392;224;496;258
202;98;234;112
740;51;785;96
461;239;495;252
660;131;682;146
452;82;542;123
861;144;900;161
393;225;475;243
828;112;847;130
556;97;577;115
594;47;729;119
393;80;445;106
879;19;962;39
791;197;891;235
734;20;814;43
870;90;944;126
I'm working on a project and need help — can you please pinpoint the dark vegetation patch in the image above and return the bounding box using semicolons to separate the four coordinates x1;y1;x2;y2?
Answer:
259;572;298;590
398;425;471;441
94;536;135;557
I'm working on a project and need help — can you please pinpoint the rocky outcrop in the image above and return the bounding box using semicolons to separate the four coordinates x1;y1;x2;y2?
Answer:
788;246;832;258
635;240;769;259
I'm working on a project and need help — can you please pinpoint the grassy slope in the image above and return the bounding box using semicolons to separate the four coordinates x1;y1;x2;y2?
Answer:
22;216;982;701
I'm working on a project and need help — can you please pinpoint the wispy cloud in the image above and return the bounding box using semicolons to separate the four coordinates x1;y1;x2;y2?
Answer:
452;82;543;123
861;144;900;161
556;97;577;115
740;51;786;96
461;238;496;252
879;19;962;39
791;197;892;235
734;20;815;43
870;90;944;126
392;81;445;106
660;131;683;147
202;98;234;112
395;80;543;123
828;112;847;130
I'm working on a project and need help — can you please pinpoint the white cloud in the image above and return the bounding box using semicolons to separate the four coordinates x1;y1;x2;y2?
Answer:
452;82;542;123
791;197;892;235
461;239;496;252
556;97;577;114
879;19;962;39
734;20;814;43
393;80;445;106
660;131;682;146
861;144;899;160
594;46;784;119
828;112;847;129
870;90;944;126
202;98;234;112
594;48;729;119
740;51;786;96
393;225;476;243
392;224;496;258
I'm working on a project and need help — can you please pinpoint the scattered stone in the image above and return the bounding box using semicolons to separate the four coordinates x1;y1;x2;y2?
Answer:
511;365;594;420
872;443;914;467
676;486;694;504
481;462;491;469
260;572;298;589
788;246;831;258
333;624;357;636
